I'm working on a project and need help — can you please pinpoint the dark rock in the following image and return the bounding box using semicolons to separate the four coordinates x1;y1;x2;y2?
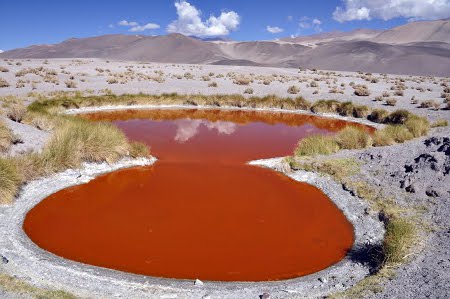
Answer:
426;186;440;198
406;185;416;193
260;292;270;299
1;255;8;264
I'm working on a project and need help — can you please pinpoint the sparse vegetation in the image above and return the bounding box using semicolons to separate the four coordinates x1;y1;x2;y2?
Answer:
368;109;390;123
287;85;300;94
295;135;339;157
0;120;14;152
0;273;77;299
0;157;21;204
385;98;397;106
311;100;341;113
404;116;429;138
244;88;254;94
431;119;448;128
6;103;27;123
335;127;372;149
354;84;370;96
0;77;10;88
65;80;77;88
384;218;415;264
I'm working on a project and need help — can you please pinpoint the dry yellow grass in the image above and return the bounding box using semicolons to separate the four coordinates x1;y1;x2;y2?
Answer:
0;120;14;152
295;135;339;156
336;127;372;149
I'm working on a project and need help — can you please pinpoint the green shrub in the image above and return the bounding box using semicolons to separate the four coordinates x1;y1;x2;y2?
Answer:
336;127;372;149
295;135;339;157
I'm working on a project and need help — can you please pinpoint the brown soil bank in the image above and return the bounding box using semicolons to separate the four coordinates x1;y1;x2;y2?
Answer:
23;109;360;281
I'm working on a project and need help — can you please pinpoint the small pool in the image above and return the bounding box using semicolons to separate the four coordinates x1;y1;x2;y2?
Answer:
24;109;366;282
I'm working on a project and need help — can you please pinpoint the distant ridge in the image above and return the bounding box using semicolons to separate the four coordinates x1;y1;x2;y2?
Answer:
1;19;450;76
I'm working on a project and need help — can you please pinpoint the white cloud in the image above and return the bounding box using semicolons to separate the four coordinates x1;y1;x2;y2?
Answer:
333;0;450;22
167;1;240;37
298;17;323;32
129;23;160;32
117;20;160;32
0;50;3;53
118;20;138;27
266;25;284;33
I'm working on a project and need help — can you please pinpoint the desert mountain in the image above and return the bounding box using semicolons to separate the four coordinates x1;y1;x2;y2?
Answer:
1;19;449;76
373;18;450;44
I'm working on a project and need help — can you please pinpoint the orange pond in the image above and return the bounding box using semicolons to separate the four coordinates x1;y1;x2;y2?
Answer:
24;109;368;282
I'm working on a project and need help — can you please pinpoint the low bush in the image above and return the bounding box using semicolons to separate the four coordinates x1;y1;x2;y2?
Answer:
233;76;252;85
311;100;341;113
337;102;354;116
385;98;397;106
368;109;390;123
287;85;300;94
244;88;254;94
353;105;370;118
354;85;370;96
385;110;411;125
295;135;339;157
0;78;10;88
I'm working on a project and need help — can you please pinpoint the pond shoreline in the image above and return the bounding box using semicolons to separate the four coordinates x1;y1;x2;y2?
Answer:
0;105;385;298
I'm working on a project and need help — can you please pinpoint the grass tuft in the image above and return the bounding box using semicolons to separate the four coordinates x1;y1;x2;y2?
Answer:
295;135;339;157
0;120;14;152
0;157;21;204
404;116;429;138
336;127;372;149
384;218;415;264
431;119;448;128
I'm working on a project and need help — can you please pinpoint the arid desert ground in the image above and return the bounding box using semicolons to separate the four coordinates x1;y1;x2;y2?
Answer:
0;57;449;298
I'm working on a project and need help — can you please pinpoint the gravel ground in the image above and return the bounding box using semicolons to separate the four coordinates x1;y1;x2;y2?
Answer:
1;117;49;155
0;59;449;298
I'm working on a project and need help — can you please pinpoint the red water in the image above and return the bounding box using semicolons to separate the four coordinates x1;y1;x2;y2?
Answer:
24;109;360;282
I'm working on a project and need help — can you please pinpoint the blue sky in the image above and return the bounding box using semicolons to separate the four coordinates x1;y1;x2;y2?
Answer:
1;0;449;51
